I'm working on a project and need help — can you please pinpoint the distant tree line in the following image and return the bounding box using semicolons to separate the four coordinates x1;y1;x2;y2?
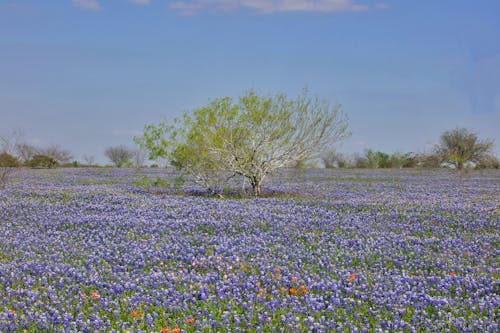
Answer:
1;122;498;192
320;128;498;170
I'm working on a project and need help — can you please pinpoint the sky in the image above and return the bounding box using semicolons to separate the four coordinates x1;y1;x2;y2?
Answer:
1;0;499;164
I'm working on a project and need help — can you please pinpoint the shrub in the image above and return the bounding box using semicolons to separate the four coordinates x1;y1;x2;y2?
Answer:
25;155;58;168
0;152;20;167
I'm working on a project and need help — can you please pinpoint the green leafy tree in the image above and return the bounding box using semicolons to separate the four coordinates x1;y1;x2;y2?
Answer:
136;89;349;196
364;149;391;168
435;128;494;170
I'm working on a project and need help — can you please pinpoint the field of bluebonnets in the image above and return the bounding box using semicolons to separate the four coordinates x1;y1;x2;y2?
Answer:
0;167;499;332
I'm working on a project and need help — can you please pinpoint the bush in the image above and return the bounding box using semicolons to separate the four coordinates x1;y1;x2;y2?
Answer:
25;155;58;168
475;155;500;169
0;152;20;189
417;153;441;168
0;152;20;167
321;151;348;168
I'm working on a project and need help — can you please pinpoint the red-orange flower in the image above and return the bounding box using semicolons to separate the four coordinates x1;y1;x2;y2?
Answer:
290;275;297;282
299;284;307;295
288;287;298;296
348;273;356;282
186;316;195;324
10;309;16;315
449;271;455;277
161;328;170;333
172;327;181;333
131;310;138;318
90;291;100;300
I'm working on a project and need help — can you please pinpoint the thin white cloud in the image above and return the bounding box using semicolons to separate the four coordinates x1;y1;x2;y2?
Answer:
72;0;101;11
129;0;151;5
170;0;370;15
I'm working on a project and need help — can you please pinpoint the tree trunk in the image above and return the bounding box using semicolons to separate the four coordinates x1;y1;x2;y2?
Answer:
250;176;262;197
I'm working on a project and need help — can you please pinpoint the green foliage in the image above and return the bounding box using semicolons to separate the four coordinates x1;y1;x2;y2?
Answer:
25;155;58;168
435;128;494;170
0;152;20;167
133;176;169;194
136;88;349;196
364;149;391;168
0;152;20;189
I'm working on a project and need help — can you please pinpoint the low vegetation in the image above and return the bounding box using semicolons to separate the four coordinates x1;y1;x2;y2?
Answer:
0;168;498;332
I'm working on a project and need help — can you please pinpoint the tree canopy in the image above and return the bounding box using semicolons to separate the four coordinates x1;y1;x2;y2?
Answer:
136;89;349;196
434;128;494;169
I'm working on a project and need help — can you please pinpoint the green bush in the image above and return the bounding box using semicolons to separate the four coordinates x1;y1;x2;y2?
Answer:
0;152;20;167
25;155;58;168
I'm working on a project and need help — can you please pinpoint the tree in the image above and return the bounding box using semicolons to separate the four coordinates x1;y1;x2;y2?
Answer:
364;149;391;168
1;131;24;188
131;149;147;169
82;154;95;166
137;89;349;196
16;143;38;163
0;152;20;189
321;150;348;168
434;128;494;169
25;155;58;168
39;145;73;165
105;145;133;167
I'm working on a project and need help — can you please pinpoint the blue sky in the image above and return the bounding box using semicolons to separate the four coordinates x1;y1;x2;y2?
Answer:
1;0;499;164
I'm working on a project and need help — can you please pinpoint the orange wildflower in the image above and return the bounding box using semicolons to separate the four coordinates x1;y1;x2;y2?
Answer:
10;309;16;315
161;328;170;333
274;267;281;273
348;273;356;282
290;275;297;283
449;271;455;277
172;327;181;333
257;289;265;297
131;310;138;318
90;291;100;300
80;293;87;299
186;316;195;324
299;284;307;295
288;287;298;296
280;286;287;293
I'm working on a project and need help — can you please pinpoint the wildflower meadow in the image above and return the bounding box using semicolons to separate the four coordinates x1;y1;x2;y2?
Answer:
0;168;498;332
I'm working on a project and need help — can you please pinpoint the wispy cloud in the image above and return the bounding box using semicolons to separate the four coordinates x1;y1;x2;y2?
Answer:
169;0;370;15
72;0;101;11
129;0;151;5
